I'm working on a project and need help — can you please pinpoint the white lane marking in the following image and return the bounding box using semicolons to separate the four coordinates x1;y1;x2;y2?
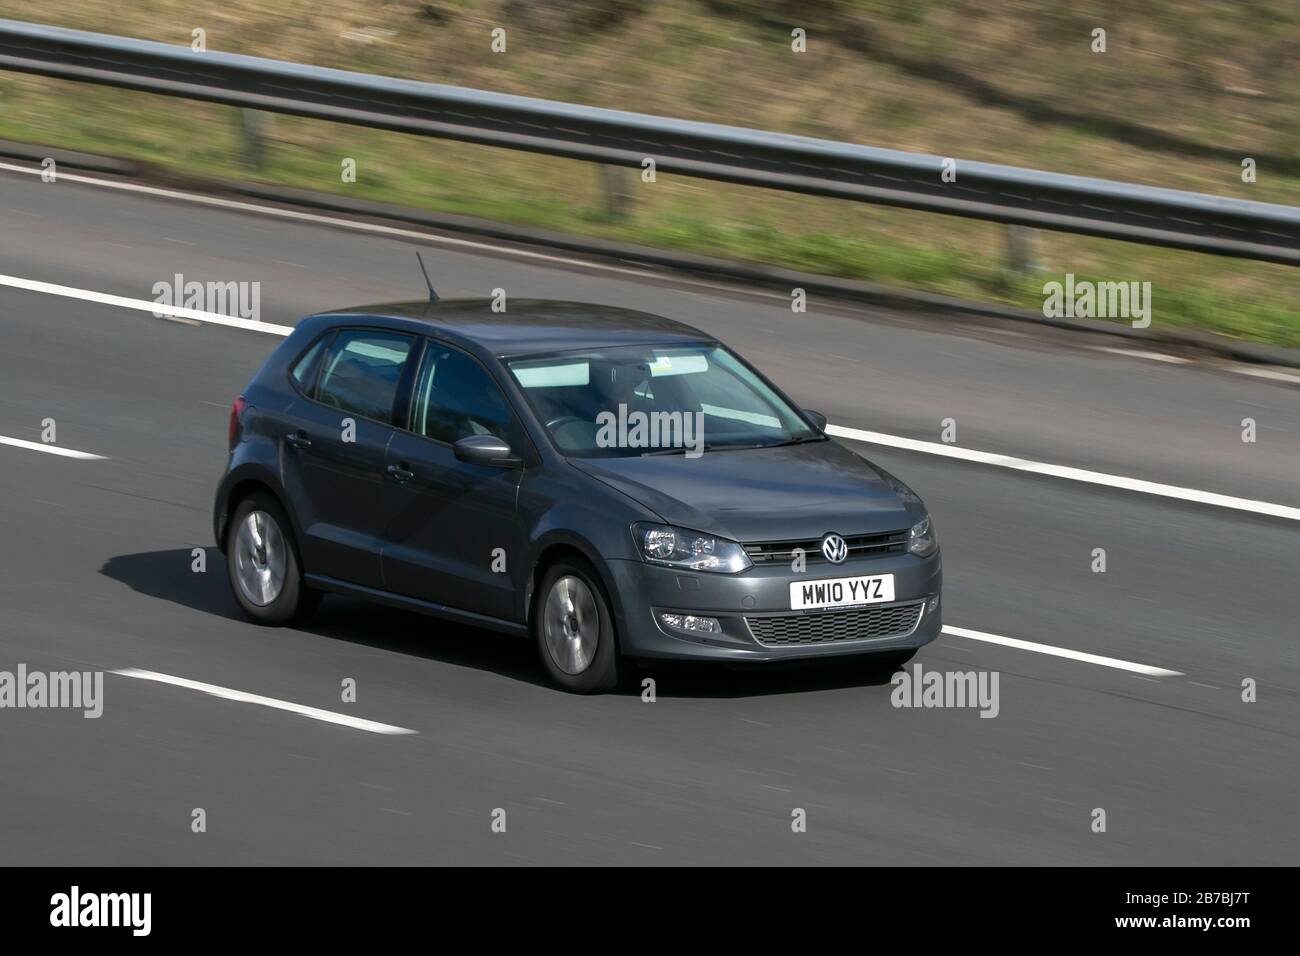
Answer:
1231;366;1300;385
0;274;293;335
4;269;1299;528
941;626;1183;677
113;668;418;735
8;161;1300;391
1088;345;1191;365
0;434;106;460
826;423;1300;522
4;272;1299;524
0;162;790;302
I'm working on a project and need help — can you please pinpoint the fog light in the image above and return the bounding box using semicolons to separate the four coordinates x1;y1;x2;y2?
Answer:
659;612;722;634
925;593;940;614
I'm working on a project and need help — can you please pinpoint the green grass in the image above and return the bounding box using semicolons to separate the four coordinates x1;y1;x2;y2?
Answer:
1;0;1298;348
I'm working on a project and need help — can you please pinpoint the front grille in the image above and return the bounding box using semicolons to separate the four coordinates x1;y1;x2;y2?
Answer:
746;602;924;646
743;530;907;565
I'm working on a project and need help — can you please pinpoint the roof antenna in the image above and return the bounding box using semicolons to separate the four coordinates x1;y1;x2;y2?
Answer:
415;250;439;303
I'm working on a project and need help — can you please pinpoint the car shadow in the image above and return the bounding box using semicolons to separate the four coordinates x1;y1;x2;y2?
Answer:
100;548;900;699
99;548;549;689
637;657;899;699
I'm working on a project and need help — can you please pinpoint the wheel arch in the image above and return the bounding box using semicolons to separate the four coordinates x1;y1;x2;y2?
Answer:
525;534;622;636
215;466;295;553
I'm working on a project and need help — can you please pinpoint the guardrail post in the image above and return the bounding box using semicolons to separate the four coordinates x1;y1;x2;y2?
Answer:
1005;225;1039;273
600;164;636;219
238;109;273;170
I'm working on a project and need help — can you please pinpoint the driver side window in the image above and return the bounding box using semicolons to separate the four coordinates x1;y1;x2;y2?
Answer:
412;343;521;447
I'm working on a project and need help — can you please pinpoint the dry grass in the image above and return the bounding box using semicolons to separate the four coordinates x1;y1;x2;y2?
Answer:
12;0;1295;193
1;0;1297;343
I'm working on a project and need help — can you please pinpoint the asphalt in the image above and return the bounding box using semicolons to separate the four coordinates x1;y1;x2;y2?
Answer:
0;167;1297;864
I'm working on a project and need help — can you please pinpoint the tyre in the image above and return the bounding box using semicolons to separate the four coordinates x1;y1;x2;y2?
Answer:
225;491;319;625
534;558;621;693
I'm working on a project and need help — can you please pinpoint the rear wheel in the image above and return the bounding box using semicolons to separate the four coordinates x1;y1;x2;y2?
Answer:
226;492;319;625
534;559;620;693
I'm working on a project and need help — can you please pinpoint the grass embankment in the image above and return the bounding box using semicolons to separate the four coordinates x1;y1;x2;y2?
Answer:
1;0;1297;345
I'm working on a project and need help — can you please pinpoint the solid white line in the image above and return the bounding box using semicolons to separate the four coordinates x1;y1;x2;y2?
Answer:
0;273;294;335
1230;365;1300;385
6;271;1300;523
112;668;418;735
825;423;1300;522
8;162;1300;394
941;626;1183;677
1088;345;1191;365
0;162;789;302
0;434;106;460
5;269;1299;524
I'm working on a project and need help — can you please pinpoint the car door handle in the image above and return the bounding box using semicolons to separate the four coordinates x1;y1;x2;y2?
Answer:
284;431;312;450
387;463;415;482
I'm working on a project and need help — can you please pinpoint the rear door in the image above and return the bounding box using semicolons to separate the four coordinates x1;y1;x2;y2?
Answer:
280;327;417;588
382;341;525;620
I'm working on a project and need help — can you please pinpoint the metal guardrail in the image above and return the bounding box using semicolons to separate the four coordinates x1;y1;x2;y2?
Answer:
3;18;1300;266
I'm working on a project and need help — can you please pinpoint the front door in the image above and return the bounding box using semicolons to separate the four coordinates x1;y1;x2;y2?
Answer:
382;342;525;621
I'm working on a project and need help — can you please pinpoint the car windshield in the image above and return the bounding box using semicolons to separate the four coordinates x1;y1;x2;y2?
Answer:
506;343;821;458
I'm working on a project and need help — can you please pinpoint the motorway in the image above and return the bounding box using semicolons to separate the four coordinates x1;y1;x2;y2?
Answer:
0;164;1297;864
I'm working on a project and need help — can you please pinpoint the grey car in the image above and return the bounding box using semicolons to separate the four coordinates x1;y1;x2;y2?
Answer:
214;299;942;692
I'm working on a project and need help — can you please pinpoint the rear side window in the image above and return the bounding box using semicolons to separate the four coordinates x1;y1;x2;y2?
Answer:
315;329;414;425
290;335;330;393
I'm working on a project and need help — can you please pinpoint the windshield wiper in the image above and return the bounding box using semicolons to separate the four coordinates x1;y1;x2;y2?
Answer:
639;440;802;456
639;443;739;456
764;435;830;448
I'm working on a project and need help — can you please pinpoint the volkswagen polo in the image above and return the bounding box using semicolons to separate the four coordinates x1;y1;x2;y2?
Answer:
214;298;942;692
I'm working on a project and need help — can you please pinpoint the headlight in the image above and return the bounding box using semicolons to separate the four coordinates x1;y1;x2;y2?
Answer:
633;523;752;573
907;515;938;557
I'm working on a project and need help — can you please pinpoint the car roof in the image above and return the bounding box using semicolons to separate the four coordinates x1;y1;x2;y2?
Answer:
313;299;716;357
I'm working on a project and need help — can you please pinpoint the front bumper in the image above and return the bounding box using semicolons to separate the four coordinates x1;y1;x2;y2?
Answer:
605;551;942;663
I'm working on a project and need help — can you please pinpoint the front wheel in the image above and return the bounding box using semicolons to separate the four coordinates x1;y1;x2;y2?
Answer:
226;492;319;625
534;559;621;693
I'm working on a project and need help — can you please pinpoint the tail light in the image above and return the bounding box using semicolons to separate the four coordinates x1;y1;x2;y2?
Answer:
228;395;247;451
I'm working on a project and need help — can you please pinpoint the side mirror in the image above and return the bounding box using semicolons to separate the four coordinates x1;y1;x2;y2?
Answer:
454;434;522;468
804;409;828;432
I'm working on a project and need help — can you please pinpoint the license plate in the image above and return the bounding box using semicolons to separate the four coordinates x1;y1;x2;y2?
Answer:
789;574;895;610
